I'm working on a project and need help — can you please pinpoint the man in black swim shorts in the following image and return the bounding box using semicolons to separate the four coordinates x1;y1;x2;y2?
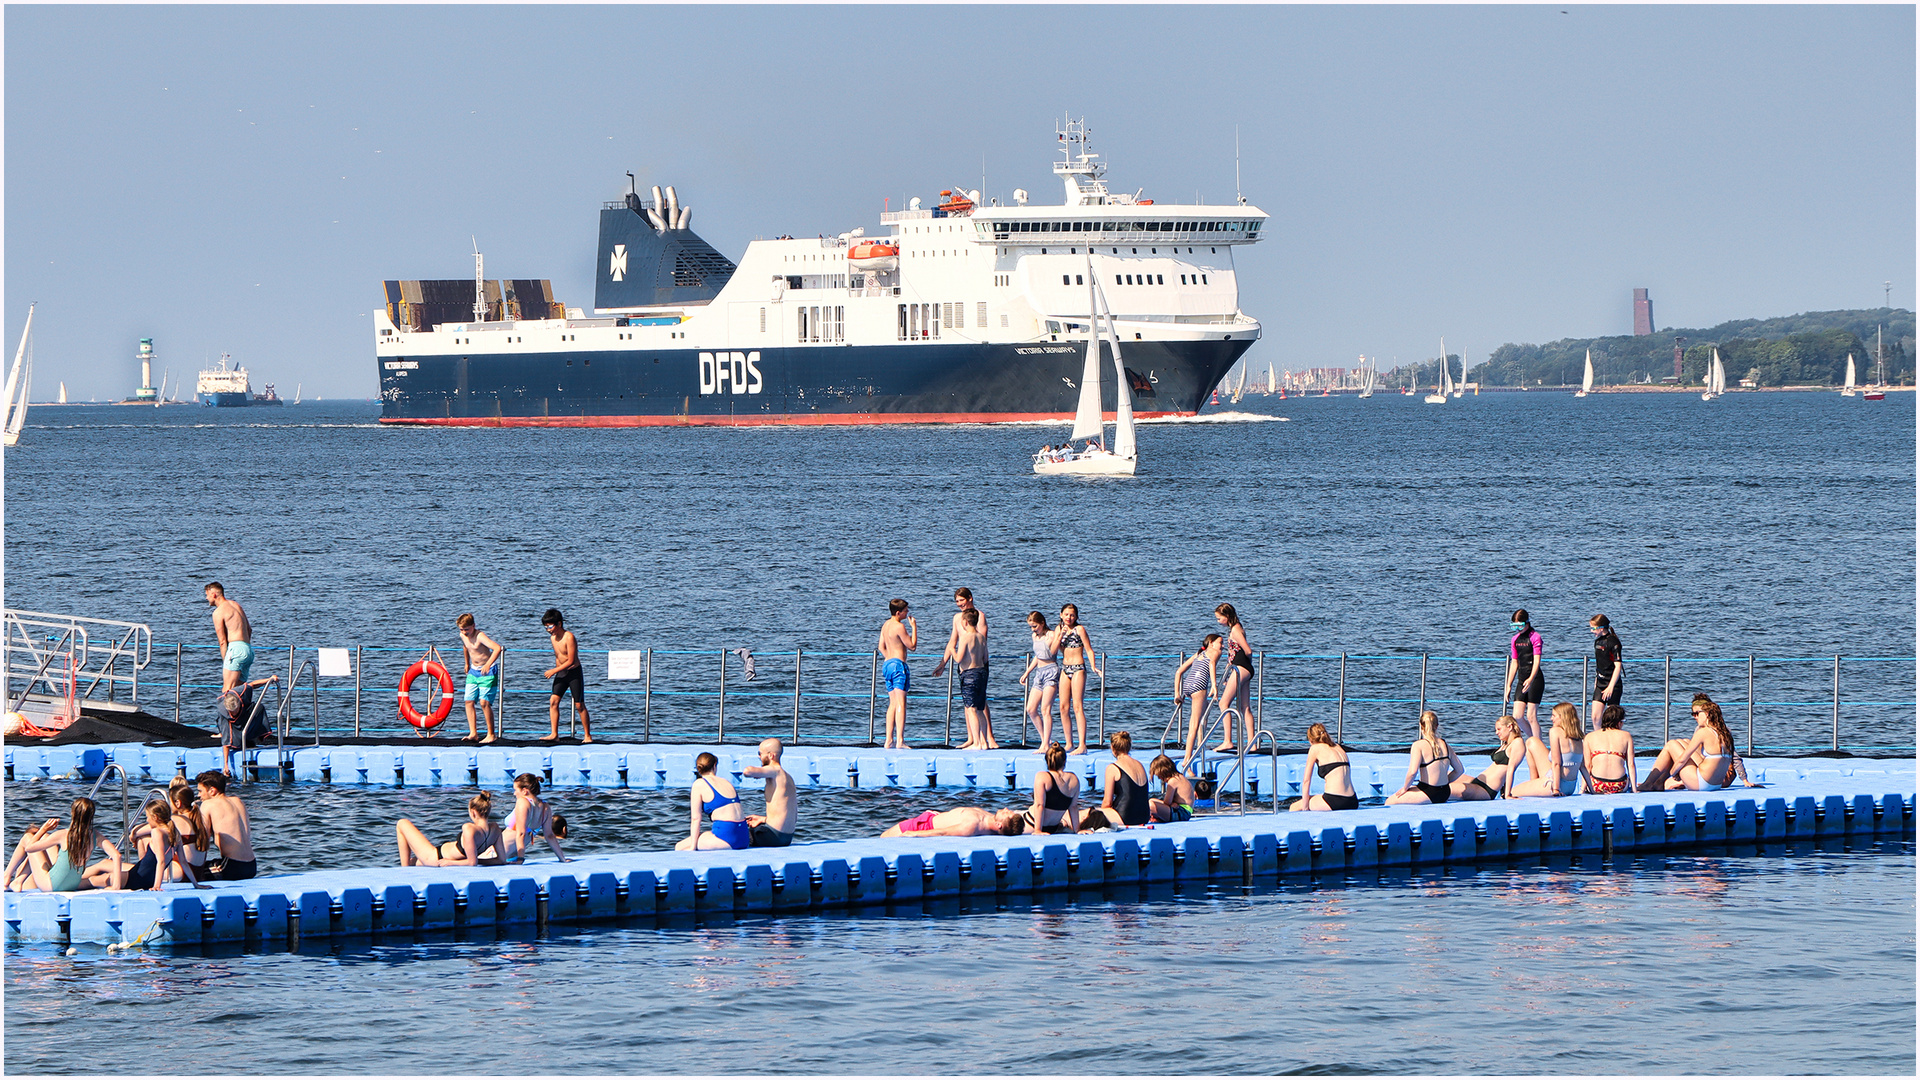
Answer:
541;608;593;743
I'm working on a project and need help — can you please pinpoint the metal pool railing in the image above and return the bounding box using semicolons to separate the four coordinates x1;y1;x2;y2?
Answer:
134;641;1918;757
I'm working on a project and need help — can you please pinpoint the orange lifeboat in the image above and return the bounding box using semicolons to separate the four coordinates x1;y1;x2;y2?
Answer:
937;189;976;215
847;240;899;273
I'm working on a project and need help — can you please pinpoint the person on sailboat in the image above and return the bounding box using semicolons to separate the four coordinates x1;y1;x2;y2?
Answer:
1173;634;1223;772
1503;609;1545;740
1212;604;1256;753
1019;612;1065;751
1589;614;1623;731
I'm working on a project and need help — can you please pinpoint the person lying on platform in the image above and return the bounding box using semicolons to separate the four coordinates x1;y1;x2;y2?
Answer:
396;792;506;867
882;807;1026;838
1147;754;1198;823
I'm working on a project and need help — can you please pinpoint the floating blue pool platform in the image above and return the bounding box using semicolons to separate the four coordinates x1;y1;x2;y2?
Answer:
5;761;1911;946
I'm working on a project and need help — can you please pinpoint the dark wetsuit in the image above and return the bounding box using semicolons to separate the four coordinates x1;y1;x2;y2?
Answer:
1593;630;1623;706
1510;627;1544;704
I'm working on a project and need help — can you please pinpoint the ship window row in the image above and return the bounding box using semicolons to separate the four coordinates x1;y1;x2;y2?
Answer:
897;303;942;341
986;220;1258;239
798;305;845;343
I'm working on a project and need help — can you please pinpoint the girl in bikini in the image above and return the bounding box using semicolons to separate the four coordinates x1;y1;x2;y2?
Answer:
1213;603;1256;753
1451;715;1527;801
1020;612;1064;752
1148;754;1199;823
1640;697;1754;791
677;752;751;850
1173;634;1223;772
1512;703;1589;797
396;792;506;867
1584;705;1637;794
1387;711;1465;805
1024;743;1082;834
94;801;191;890
503;772;568;862
1292;722;1358;811
1056;604;1100;756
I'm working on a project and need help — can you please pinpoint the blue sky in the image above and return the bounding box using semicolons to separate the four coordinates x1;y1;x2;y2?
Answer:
6;4;1913;400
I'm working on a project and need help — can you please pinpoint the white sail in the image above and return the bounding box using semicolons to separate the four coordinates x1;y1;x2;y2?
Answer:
2;304;35;447
1579;349;1594;394
1067;314;1103;442
1843;354;1856;394
1711;348;1725;396
57;381;66;404
1099;282;1136;461
1439;339;1454;395
1266;362;1275;395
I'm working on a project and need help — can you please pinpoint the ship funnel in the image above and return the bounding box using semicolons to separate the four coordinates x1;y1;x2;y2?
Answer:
625;171;642;213
665;186;680;229
676;205;690;230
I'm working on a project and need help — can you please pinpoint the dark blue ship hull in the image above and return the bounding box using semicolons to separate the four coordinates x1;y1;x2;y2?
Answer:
200;392;252;407
377;338;1252;425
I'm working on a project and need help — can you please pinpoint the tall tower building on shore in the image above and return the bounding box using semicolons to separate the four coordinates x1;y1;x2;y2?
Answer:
134;338;157;401
1633;289;1655;336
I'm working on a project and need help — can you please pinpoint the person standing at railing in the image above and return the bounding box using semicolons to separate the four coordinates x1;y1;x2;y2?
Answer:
540;608;592;744
1212;603;1256;753
1503;609;1545;739
932;588;996;749
1020;612;1064;751
1174;634;1223;772
877;599;917;750
1057;604;1100;756
204;582;253;701
1589;614;1623;731
456;614;504;744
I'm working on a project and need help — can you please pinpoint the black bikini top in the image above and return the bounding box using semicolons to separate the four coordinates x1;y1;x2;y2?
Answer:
1317;759;1350;778
1491;747;1510;766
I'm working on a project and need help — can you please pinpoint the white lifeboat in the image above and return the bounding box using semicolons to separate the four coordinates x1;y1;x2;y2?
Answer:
847;240;899;273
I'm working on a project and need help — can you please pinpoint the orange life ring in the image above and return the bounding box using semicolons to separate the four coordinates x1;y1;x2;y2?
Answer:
398;660;455;729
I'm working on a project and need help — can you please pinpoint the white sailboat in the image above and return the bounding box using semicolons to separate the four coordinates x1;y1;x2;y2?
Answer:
2;304;33;446
1357;355;1375;399
293;383;302;405
1228;362;1248;404
1575;348;1594;398
1841;354;1857;397
1266;362;1276;395
1701;347;1726;401
1034;266;1136;476
1449;349;1464;398
57;381;67;404
1424;338;1449;404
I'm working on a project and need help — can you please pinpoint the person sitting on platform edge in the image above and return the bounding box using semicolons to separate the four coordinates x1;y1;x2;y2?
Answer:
1293;722;1358;811
677;752;751;850
1025;742;1081;834
1079;731;1152;831
195;770;258;880
504;773;567;862
1639;695;1757;791
1148;754;1198;822
1449;715;1527;801
882;806;1026;837
1584;705;1637;794
1387;711;1465;805
396;792;505;867
6;797;124;892
743;738;798;847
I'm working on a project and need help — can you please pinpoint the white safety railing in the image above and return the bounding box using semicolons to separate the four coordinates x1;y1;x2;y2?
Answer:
4;609;152;714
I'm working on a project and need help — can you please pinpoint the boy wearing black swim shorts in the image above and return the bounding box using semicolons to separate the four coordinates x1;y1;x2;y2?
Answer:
541;608;592;743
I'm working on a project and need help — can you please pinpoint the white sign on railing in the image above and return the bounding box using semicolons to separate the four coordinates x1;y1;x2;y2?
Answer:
607;650;643;681
317;649;353;678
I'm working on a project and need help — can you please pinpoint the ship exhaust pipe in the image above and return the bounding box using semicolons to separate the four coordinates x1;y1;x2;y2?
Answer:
665;186;680;230
647;185;667;231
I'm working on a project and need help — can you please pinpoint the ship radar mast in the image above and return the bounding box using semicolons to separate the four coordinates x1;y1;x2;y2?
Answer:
1053;117;1110;206
471;238;487;323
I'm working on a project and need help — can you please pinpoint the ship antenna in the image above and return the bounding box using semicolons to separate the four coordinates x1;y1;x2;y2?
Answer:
1235;126;1244;206
471;236;486;324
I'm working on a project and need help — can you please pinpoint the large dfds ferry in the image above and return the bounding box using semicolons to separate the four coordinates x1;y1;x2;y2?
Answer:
375;122;1266;426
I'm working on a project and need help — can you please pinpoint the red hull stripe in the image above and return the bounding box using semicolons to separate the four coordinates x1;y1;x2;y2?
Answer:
379;410;1194;428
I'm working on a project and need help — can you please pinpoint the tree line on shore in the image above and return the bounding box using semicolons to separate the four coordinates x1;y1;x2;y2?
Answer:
1391;309;1915;388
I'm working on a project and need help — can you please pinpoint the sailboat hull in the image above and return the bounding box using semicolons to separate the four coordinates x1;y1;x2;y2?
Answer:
1034;452;1137;476
1423;394;1446;404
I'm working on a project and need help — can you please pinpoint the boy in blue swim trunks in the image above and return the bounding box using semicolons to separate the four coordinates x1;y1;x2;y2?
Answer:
456;613;504;743
877;598;917;750
205;582;254;699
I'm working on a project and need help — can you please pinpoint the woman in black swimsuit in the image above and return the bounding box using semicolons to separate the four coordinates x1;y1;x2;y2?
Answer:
1292;722;1358;811
1025;743;1082;834
1387;711;1465;805
1451;715;1525;801
1212;603;1256;753
396;792;506;867
1080;731;1151;830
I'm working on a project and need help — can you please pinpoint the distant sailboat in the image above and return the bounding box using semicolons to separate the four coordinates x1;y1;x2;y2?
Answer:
1266;362;1276;395
293;383;302;405
1450;349;1464;398
1358;356;1375;399
57;381;67;404
1701;347;1726;401
1575;349;1594;398
1228;362;1248;404
1841;354;1857;397
2;303;34;447
1034;264;1136;476
1425;339;1449;404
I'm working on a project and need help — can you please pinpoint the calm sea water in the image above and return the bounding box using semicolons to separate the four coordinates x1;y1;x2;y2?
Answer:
4;395;1916;1073
3;393;1912;751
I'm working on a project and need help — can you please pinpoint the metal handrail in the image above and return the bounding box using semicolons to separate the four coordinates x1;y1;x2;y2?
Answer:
1249;729;1282;813
86;763;133;848
4;625;80;714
